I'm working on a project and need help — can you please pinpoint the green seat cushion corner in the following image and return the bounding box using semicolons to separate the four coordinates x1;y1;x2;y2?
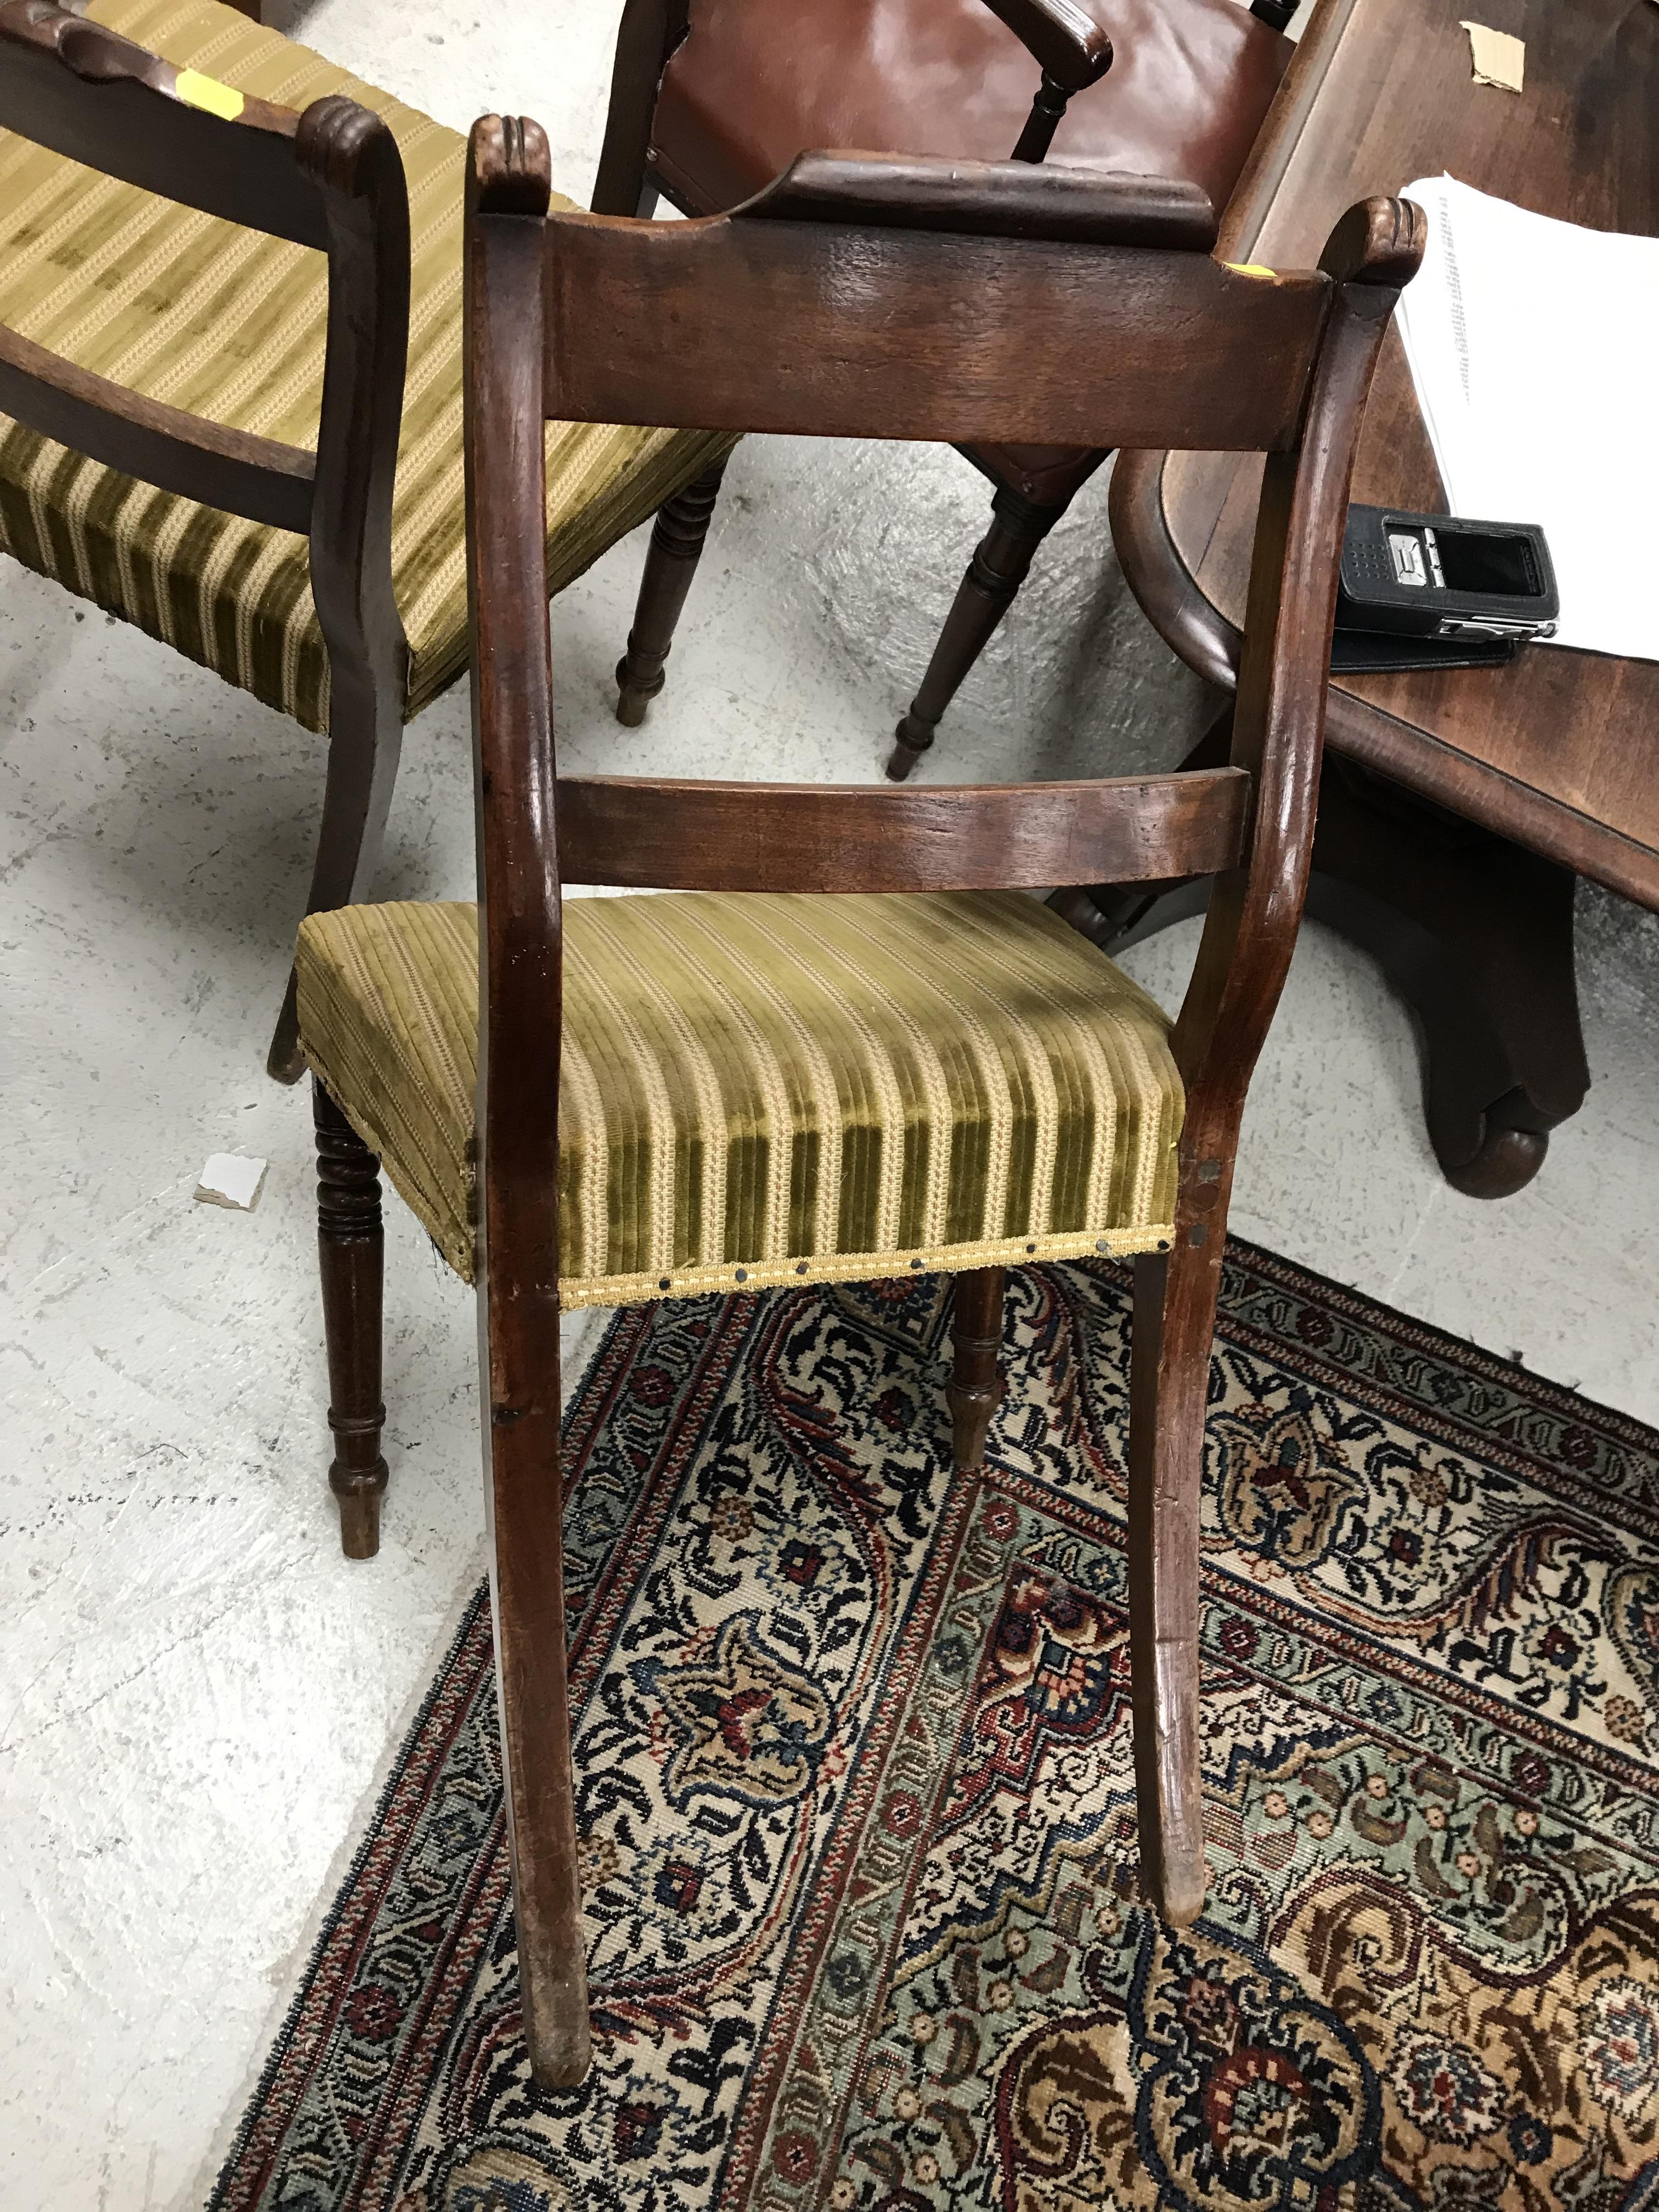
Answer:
295;888;1184;1308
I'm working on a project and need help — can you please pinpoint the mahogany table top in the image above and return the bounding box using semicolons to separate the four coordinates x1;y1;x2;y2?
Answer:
1110;0;1659;908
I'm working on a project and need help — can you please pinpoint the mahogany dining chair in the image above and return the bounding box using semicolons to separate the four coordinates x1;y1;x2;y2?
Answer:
293;124;1420;2080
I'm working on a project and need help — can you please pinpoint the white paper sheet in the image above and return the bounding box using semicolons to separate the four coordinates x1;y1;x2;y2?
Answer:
1393;175;1659;661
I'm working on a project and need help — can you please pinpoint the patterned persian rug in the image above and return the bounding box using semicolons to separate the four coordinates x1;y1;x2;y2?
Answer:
212;1244;1659;2211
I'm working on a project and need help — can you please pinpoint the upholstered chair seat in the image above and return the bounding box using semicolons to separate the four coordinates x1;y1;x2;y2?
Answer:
0;0;728;732
295;889;1183;1307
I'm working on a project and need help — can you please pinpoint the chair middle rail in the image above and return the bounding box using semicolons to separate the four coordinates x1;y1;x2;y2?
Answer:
552;768;1253;892
0;320;317;528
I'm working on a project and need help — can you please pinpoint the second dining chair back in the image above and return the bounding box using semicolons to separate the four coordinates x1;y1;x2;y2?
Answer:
0;0;407;1073
0;0;727;1076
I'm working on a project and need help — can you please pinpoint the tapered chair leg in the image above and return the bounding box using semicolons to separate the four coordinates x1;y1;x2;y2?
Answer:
887;486;1068;782
482;1341;591;2084
1127;1240;1221;1926
614;455;730;727
269;676;404;1083
314;1081;390;1559
947;1266;1006;1472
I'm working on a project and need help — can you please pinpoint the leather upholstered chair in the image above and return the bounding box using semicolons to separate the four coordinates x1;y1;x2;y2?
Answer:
0;0;728;1075
590;0;1298;777
293;117;1420;2082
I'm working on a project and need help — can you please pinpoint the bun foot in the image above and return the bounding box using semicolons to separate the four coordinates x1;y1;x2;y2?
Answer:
614;652;662;727
1440;1118;1548;1199
332;1466;387;1559
886;714;932;782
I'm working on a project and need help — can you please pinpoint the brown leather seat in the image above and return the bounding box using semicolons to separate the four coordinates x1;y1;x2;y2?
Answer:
648;0;1292;221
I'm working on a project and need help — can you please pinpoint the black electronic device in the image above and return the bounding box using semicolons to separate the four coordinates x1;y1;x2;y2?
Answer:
1330;505;1558;673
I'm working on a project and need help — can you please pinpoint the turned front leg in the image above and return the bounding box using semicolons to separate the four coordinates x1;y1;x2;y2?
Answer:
947;1266;1006;1472
887;486;1068;782
614;455;730;727
313;1081;390;1558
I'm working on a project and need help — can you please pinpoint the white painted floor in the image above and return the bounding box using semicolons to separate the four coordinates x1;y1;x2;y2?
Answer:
2;3;1656;2204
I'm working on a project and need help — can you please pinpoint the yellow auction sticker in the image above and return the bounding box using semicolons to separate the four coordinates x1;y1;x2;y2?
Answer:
1225;262;1278;279
174;69;245;120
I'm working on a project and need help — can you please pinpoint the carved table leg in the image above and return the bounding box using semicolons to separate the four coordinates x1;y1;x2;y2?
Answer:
314;1081;389;1557
614;455;730;727
947;1266;1007;1472
1065;737;1589;1200
887;486;1068;782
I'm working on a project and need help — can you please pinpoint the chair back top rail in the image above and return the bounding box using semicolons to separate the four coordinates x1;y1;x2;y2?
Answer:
0;0;327;245
0;320;315;527
0;2;412;573
746;151;1215;246
545;155;1330;454
554;767;1251;892
468;120;1422;1047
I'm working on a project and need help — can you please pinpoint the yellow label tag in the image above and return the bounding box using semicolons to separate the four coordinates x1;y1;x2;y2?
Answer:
174;69;245;120
1225;261;1278;279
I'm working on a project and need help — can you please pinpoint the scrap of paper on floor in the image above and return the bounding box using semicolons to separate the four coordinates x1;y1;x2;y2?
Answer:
195;1152;268;1210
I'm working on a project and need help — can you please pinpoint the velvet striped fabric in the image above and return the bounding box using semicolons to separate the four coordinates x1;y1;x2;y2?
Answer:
0;0;729;732
295;891;1183;1310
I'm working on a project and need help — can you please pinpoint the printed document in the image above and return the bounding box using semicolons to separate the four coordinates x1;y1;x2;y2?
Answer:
1394;176;1659;661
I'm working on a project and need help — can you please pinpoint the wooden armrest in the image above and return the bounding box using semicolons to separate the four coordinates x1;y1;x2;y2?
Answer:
977;0;1111;94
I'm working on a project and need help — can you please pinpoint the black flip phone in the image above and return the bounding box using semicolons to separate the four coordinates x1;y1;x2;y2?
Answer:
1331;506;1558;673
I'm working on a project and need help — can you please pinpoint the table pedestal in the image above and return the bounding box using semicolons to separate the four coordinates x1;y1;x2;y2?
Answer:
1061;731;1589;1199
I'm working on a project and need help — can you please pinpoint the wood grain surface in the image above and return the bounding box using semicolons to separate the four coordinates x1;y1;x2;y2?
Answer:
553;765;1251;890
545;167;1330;453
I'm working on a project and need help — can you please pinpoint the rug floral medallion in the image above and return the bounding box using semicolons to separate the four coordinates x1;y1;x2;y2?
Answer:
213;1245;1659;2212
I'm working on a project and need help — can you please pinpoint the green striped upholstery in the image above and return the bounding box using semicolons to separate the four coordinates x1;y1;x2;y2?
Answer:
0;0;729;732
295;892;1183;1309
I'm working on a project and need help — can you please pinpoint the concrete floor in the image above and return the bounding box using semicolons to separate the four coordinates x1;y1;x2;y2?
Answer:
2;4;1657;2204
